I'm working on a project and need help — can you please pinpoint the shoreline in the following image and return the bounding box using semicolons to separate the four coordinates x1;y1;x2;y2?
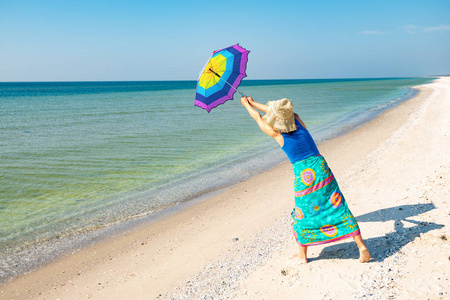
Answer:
0;80;428;285
2;77;448;299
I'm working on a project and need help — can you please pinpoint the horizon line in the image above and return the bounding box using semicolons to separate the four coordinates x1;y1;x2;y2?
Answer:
0;76;440;84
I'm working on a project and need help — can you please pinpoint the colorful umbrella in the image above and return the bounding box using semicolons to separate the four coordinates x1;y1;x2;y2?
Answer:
195;44;250;112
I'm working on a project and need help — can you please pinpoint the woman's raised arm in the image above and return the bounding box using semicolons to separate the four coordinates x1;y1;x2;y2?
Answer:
247;97;268;113
240;96;284;146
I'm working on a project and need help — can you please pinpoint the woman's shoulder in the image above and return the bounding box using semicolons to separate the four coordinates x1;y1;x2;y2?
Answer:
294;113;307;130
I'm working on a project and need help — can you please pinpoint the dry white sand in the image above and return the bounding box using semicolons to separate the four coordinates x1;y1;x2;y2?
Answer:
1;77;449;300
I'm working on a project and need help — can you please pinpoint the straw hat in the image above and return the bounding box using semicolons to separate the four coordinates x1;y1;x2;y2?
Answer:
262;98;297;133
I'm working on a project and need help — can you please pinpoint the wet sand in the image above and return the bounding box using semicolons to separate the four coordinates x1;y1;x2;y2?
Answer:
1;77;449;300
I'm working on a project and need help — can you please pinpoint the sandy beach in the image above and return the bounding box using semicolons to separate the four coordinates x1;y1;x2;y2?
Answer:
1;77;449;299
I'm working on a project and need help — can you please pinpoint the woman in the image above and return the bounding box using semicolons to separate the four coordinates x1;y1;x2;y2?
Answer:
240;96;370;263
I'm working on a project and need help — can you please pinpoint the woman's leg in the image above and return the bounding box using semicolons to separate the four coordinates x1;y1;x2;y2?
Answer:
291;246;308;263
353;234;371;263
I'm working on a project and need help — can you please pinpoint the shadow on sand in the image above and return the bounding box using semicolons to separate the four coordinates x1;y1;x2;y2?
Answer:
315;203;444;262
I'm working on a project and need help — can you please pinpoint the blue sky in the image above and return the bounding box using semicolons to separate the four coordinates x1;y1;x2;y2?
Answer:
0;0;449;81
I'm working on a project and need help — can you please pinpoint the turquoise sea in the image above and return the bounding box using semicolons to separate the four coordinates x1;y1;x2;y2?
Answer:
0;77;434;281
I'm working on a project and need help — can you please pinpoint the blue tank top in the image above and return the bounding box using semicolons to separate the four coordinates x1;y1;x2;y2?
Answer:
281;119;320;164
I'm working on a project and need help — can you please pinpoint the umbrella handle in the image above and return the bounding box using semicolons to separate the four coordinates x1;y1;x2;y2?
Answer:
209;68;245;98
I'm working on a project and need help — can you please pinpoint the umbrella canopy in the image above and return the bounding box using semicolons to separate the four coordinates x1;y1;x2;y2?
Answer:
195;44;250;112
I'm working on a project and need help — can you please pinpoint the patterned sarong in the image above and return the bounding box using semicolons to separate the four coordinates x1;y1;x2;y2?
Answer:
291;155;360;246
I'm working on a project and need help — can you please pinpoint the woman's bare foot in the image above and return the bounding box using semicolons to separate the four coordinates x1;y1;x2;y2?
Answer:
359;248;371;263
354;234;370;263
290;253;308;263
